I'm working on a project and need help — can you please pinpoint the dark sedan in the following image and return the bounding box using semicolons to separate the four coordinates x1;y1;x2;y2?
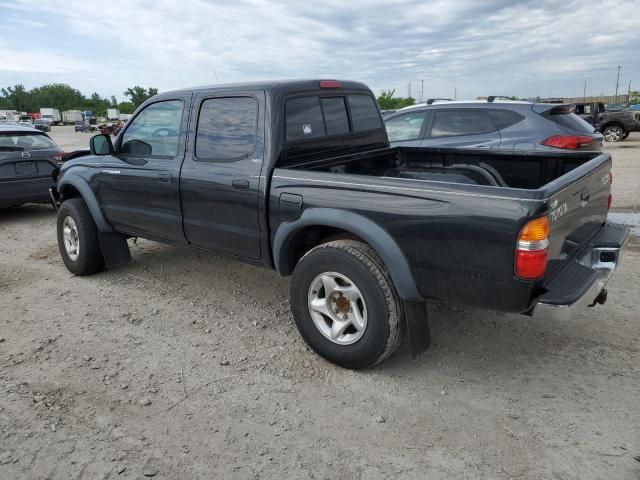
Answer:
0;125;63;208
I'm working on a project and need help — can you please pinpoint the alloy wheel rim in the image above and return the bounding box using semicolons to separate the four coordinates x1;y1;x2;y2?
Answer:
605;128;622;142
62;216;80;261
307;272;368;345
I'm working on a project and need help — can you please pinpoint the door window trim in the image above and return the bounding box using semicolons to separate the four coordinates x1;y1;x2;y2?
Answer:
115;98;186;160
193;94;260;163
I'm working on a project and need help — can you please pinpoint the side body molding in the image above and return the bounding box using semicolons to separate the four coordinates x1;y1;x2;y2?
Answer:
58;173;113;232
272;208;422;301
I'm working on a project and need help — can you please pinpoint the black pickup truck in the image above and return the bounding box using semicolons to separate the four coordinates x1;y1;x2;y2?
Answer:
50;80;628;368
574;101;640;142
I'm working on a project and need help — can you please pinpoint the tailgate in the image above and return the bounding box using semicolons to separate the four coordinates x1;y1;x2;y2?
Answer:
546;157;611;264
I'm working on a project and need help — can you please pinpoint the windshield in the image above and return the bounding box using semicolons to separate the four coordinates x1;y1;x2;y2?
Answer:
0;131;57;150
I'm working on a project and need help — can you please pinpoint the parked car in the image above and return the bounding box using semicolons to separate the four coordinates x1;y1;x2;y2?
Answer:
0;125;64;208
74;121;89;132
33;119;51;132
384;99;603;151
50;80;627;368
573;102;640;142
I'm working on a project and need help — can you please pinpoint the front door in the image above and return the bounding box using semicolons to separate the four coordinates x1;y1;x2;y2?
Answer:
97;97;189;243
180;91;265;260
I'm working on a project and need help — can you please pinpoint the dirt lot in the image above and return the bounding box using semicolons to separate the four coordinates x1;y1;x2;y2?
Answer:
1;128;639;479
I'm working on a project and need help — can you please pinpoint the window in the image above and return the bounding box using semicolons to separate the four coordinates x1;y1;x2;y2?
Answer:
286;97;326;141
348;95;383;131
384;112;427;142
321;97;349;136
120;100;183;157
487;109;525;130
430;110;495;138
195;97;258;161
0;132;57;150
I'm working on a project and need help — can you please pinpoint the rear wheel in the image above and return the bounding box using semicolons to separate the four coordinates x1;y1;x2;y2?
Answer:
622;131;630;140
57;198;105;275
603;125;625;142
290;240;404;369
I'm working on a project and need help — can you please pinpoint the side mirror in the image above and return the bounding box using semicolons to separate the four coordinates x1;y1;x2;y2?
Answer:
90;134;114;155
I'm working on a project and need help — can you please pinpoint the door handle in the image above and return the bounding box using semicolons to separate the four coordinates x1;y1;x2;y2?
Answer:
232;179;250;190
157;173;171;183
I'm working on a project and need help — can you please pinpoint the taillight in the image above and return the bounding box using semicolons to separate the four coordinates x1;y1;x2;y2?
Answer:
515;216;549;280
542;135;594;149
51;152;64;163
319;80;341;89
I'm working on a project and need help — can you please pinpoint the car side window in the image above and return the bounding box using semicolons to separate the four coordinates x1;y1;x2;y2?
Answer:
120;100;183;157
430;110;495;138
385;112;427;141
487;109;525;130
195;97;258;161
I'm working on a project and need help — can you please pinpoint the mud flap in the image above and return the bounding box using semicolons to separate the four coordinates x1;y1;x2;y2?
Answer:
98;231;131;269
402;300;431;358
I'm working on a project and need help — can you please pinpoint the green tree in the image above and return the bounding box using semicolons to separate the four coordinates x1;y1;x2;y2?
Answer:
110;95;118;107
630;90;640;104
0;84;34;111
117;102;135;114
124;86;158;108
376;89;415;110
30;83;85;111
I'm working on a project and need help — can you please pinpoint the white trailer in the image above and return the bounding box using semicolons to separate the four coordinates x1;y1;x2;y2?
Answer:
40;108;62;125
107;108;120;120
0;110;21;122
118;113;132;121
62;110;84;124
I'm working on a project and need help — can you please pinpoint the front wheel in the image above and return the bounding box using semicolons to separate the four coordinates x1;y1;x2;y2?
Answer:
603;125;625;142
57;198;105;275
290;240;404;369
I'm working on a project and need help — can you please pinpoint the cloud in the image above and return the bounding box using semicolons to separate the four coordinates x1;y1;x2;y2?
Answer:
0;0;639;99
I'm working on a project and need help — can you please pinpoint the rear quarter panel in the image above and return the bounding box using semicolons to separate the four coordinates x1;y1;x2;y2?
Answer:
270;169;546;312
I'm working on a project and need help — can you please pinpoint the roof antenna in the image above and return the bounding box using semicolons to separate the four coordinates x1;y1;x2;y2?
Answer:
213;65;219;85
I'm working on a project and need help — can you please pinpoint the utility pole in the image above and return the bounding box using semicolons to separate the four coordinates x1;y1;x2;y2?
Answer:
615;65;621;100
408;82;412;98
421;79;424;103
583;80;587;100
454;87;457;100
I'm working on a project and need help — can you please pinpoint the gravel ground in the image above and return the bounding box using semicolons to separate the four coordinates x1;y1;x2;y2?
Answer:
1;127;639;479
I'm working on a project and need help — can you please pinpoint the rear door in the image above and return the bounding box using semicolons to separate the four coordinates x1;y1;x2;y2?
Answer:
421;108;500;148
180;90;265;260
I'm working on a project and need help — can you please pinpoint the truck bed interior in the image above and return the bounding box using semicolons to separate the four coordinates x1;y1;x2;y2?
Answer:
278;147;602;190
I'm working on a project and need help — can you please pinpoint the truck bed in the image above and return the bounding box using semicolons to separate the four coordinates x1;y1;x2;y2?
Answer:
272;146;612;312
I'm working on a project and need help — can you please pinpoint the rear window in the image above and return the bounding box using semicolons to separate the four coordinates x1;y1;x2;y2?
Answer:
321;97;350;136
487;109;525;130
348;95;383;131
0;132;57;151
286;97;326;141
544;108;595;134
430;110;495;137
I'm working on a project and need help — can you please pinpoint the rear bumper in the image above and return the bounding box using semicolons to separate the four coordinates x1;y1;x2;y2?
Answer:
0;177;53;208
530;223;629;321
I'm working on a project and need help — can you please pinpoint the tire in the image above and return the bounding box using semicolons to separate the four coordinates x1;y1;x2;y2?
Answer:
622;132;630;140
290;240;404;369
56;198;105;275
603;125;625;142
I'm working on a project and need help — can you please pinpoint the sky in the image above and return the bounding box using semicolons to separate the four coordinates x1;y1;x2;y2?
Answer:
0;0;639;102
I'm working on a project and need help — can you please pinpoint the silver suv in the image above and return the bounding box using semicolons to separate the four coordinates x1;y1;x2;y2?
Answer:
384;99;603;151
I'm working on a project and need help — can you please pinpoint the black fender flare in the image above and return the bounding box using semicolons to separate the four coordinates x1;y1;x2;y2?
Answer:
272;208;422;301
58;173;112;232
